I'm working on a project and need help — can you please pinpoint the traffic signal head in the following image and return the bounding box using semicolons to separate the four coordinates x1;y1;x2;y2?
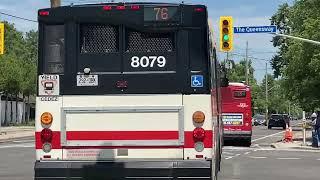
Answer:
220;16;233;52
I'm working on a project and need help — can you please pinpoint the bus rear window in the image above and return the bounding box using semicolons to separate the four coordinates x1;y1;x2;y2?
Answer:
80;24;119;53
125;29;174;52
43;25;65;74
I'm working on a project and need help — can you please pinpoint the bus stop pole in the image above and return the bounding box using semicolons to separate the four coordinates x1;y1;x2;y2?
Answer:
302;111;306;145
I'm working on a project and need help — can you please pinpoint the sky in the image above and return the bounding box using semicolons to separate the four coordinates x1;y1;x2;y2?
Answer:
0;0;295;83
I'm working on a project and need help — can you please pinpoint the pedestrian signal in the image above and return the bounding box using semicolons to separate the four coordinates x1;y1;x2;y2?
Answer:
220;16;233;52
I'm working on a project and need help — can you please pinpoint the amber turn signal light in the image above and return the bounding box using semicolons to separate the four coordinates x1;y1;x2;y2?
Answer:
193;111;205;123
41;112;53;125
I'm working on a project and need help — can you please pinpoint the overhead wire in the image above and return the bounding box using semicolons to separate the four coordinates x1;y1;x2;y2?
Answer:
0;11;37;23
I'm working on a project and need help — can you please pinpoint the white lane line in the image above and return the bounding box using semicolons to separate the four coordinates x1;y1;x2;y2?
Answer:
225;157;233;160
252;131;284;142
277;158;301;160
244;152;250;155
12;140;35;143
0;144;34;149
317;159;320;161
222;152;235;155
235;154;241;156
249;156;267;159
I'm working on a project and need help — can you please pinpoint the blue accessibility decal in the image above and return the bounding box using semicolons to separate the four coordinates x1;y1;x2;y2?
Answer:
191;75;203;88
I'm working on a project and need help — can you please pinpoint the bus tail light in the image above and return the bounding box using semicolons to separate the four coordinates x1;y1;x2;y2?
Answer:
41;112;53;126
131;5;140;10
39;11;49;16
193;127;205;141
193;111;205;123
194;7;205;12
41;128;53;143
116;6;126;10
102;6;112;11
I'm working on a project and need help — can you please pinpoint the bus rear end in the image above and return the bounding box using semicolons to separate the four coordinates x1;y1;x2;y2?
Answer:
35;2;222;180
221;82;252;146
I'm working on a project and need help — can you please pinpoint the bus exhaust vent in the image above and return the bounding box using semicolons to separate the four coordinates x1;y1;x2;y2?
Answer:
80;24;119;53
126;30;174;52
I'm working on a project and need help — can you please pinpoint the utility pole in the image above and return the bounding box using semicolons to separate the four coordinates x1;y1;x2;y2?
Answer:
245;41;249;85
50;0;61;8
265;62;268;122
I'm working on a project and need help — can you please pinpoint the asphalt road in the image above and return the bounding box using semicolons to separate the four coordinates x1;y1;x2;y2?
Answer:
0;121;318;180
219;147;320;180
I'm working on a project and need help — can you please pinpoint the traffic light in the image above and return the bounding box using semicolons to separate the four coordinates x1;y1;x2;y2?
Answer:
220;16;233;52
0;23;4;55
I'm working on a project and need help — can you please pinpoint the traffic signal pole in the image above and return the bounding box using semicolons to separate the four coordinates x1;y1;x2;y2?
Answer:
271;33;320;45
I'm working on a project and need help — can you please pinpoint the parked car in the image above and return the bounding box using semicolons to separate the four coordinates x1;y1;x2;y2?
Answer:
268;114;289;129
252;114;266;126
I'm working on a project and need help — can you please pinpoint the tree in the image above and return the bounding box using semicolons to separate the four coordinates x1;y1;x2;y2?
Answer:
270;0;320;111
0;22;37;125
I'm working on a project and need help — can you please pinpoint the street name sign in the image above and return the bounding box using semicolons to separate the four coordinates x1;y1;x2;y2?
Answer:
234;25;277;34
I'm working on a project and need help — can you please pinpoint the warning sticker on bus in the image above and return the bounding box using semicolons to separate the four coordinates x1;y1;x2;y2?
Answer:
222;113;243;126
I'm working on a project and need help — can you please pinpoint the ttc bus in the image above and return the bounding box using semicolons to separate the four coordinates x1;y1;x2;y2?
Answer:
221;82;252;147
35;2;226;180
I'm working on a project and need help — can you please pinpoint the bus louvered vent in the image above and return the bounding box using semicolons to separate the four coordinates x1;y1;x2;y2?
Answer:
80;24;118;53
126;30;174;52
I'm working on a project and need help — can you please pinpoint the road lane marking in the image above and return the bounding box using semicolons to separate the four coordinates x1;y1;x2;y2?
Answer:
235;154;241;156
0;144;34;149
244;152;250;155
225;156;233;160
252;130;284;142
12;140;35;143
277;157;301;160
222;152;235;155
249;156;267;159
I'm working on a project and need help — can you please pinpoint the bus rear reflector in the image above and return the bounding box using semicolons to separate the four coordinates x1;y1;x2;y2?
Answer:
41;128;53;143
103;6;112;11
41;112;53;125
193;111;205;123
193;127;205;141
42;143;52;153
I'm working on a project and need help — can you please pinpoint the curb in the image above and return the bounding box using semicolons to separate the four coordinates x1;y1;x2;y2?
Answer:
270;142;320;151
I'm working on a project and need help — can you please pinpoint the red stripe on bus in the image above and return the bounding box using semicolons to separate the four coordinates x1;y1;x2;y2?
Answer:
66;131;179;140
35;131;213;149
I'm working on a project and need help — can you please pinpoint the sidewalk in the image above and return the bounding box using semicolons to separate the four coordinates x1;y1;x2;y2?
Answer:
271;128;319;151
0;126;34;143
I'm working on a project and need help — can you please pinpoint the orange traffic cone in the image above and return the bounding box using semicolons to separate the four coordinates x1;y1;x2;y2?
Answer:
283;125;293;142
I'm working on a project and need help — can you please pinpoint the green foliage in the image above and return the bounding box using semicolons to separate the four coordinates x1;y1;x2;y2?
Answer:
271;0;320;111
0;21;37;97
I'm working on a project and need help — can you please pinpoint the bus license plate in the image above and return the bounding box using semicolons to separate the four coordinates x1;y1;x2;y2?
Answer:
77;75;98;86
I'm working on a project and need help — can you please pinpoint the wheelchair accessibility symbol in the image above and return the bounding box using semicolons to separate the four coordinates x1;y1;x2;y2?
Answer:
191;75;203;87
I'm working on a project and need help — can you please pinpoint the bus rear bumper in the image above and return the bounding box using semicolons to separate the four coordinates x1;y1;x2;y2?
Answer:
34;160;212;180
223;130;252;140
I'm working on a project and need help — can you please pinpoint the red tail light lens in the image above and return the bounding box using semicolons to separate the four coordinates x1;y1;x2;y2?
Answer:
103;6;112;11
116;6;126;10
194;7;204;12
193;127;205;141
41;128;53;143
39;11;49;16
131;5;140;10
